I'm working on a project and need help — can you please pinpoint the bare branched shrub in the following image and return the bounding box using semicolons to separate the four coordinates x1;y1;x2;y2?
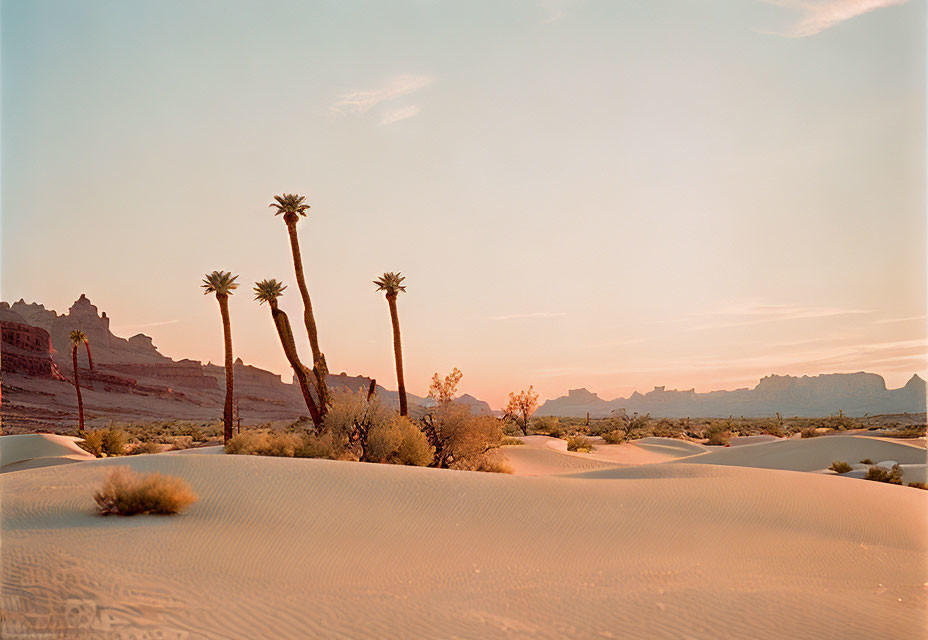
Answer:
829;460;852;474
565;434;594;452
94;468;197;516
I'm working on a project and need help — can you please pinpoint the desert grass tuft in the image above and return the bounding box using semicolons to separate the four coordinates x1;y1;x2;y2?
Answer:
565;434;594;453
94;467;197;516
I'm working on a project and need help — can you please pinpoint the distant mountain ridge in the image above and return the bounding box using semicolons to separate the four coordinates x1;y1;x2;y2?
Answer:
537;372;926;418
0;295;492;430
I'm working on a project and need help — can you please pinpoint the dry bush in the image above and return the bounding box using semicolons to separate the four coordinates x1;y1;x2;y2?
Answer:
94;467;197;516
324;389;394;454
907;482;928;490
469;451;513;474
865;464;903;485
565;434;594;452
531;416;562;438
425;403;504;470
78;431;104;457
366;415;433;466
130;441;164;455
500;436;525;446
622;413;652;440
600;429;626;445
801;426;823;439
225;431;303;457
168;435;194;450
705;422;731;446
887;425;927;439
860;458;874;465
295;431;338;459
829;460;852;474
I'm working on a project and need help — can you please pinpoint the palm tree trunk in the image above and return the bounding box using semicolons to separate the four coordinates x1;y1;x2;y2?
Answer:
218;294;234;444
270;302;323;429
285;218;330;413
387;294;407;416
84;341;94;371
72;345;84;431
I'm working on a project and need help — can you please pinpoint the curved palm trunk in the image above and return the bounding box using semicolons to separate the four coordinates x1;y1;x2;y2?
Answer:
285;217;330;413
72;345;85;431
269;301;323;429
386;294;407;416
84;341;94;371
217;294;234;444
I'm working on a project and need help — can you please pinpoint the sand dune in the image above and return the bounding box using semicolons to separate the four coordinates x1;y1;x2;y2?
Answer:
1;433;94;473
674;435;926;472
3;452;926;639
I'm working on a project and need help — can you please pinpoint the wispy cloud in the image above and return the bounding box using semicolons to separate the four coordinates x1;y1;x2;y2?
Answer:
379;105;421;126
765;0;911;37
675;299;873;331
539;0;584;23
110;319;179;332
330;74;435;122
491;311;567;321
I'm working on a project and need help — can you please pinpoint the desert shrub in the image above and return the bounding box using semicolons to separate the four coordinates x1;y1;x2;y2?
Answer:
823;410;855;431
469;452;513;474
423;402;504;470
324;389;394;454
225;431;303;457
532;416;562;438
366;415;433;466
801;426;823;438
94;467;197;516
860;458;874;465
130;441;164;455
295;431;338;459
168;435;194;450
829;460;852;474
622;413;652;440
887;425;927;438
79;431;104;457
705;421;731;446
500;436;525;446
865;464;903;485
601;429;626;445
101;427;127;456
907;482;928;490
565;434;594;452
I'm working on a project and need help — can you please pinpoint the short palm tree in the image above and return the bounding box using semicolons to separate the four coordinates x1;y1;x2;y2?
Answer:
269;193;330;412
202;270;239;444
253;279;322;429
69;330;87;431
374;272;408;416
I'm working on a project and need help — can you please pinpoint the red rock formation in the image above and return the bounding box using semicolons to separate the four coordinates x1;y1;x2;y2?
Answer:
0;318;67;381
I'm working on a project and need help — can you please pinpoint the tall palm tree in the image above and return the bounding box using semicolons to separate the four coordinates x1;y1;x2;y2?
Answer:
202;270;239;444
374;272;408;416
253;279;323;429
269;193;330;413
69;330;87;431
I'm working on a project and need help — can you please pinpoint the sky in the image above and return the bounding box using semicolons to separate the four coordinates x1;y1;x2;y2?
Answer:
2;0;925;409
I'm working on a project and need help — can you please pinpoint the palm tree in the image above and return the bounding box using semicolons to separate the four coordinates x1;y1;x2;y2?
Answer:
269;193;330;413
202;270;239;444
69;330;87;431
374;272;408;416
253;279;322;429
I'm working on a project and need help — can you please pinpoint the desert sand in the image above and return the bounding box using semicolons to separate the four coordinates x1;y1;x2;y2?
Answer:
2;434;926;639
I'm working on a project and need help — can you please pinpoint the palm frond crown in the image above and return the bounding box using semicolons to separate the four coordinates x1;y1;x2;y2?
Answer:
269;193;310;217
202;271;239;296
254;279;287;304
69;329;87;346
373;272;407;297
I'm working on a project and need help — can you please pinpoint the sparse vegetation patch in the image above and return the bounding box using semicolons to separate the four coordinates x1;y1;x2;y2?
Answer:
94;467;197;516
